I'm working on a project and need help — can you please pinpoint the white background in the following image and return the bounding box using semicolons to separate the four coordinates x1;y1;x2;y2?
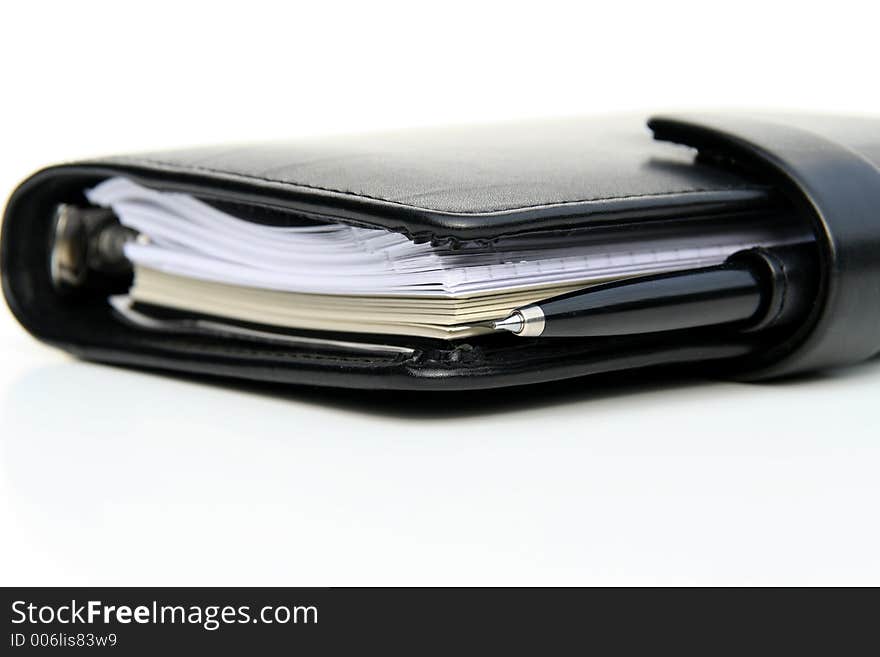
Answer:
1;0;879;585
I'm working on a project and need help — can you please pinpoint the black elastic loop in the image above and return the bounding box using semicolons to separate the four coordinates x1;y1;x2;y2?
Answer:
649;114;880;378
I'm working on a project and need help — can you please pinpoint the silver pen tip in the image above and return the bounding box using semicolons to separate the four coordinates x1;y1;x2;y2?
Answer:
492;312;525;334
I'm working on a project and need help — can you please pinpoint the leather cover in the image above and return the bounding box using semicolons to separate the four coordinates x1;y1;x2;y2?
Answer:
3;113;878;390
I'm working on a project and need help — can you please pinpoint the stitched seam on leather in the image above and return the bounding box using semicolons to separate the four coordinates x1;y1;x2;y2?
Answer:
107;155;763;215
143;342;410;365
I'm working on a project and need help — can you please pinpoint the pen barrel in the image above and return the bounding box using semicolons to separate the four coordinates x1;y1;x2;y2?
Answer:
727;243;818;333
537;265;764;338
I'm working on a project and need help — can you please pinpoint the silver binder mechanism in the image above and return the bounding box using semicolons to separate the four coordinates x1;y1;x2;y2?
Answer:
49;203;137;290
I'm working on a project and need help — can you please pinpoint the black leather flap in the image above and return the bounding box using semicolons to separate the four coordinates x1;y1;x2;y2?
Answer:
80;116;772;243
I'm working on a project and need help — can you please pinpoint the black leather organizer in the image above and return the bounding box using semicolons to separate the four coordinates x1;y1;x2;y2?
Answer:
3;113;880;390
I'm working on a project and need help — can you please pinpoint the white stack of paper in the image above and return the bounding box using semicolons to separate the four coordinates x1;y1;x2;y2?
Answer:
87;178;805;339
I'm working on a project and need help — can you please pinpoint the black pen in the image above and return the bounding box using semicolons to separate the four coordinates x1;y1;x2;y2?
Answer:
493;242;818;338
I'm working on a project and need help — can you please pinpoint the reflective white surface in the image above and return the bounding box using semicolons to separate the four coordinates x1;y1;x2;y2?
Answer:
3;0;880;585
3;302;880;585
